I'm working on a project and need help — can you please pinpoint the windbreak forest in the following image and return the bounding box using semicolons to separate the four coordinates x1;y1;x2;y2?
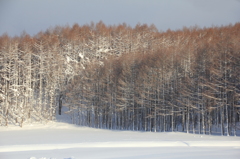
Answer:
0;22;240;136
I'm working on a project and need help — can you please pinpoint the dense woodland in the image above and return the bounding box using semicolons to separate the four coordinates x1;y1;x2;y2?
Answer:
0;22;240;136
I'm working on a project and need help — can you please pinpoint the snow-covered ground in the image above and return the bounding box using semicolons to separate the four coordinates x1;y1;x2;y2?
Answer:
0;111;240;159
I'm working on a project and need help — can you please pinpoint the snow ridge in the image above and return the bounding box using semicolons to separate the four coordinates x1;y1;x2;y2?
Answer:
1;141;240;153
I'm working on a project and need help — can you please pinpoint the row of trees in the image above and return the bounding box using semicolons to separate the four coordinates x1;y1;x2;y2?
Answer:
0;22;160;126
67;43;240;136
0;22;239;136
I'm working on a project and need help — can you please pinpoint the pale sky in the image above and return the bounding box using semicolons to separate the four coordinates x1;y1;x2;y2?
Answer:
0;0;240;36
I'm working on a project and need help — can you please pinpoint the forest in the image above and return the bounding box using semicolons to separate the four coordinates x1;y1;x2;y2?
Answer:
0;22;239;136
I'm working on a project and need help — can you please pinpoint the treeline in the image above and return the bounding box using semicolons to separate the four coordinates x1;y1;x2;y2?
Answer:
0;22;164;126
0;22;239;136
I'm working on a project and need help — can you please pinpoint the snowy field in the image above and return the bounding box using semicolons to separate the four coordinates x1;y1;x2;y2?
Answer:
0;112;240;159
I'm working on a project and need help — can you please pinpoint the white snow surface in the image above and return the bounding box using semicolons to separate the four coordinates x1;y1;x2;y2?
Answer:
0;113;240;159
